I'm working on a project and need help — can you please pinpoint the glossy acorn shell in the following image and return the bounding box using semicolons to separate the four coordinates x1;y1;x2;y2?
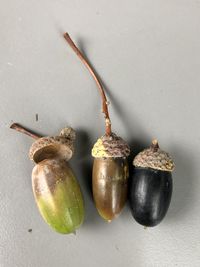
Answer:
129;167;172;227
32;158;84;234
92;157;129;221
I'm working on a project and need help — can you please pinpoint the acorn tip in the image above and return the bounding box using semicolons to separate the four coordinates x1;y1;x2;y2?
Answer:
10;123;17;129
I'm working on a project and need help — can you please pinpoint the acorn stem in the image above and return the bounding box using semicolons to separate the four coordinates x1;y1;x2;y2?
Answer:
151;139;159;152
63;32;112;136
10;123;41;139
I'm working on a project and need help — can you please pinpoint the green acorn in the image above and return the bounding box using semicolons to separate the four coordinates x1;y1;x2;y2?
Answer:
10;123;84;234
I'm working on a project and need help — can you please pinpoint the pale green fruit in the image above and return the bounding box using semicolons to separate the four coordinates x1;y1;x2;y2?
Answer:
32;159;84;234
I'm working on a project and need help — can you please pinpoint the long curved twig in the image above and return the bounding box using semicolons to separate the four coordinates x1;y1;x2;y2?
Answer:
63;33;112;136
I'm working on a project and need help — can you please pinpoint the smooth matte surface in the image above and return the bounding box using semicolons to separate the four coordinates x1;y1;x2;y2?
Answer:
0;0;200;266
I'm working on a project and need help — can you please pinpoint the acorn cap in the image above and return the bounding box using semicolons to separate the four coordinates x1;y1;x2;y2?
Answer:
29;127;76;163
92;133;130;158
133;139;175;172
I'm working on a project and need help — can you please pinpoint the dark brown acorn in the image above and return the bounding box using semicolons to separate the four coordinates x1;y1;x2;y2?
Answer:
129;139;175;227
10;123;84;234
63;33;130;221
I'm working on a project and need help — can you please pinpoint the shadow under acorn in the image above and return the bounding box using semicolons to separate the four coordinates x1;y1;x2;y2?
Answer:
73;129;93;200
71;129;106;228
164;143;196;224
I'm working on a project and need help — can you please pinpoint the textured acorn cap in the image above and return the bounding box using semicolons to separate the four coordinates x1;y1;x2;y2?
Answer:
133;139;175;172
29;127;75;163
92;133;130;158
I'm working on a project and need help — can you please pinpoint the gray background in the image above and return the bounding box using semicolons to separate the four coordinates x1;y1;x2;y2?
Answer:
1;0;200;266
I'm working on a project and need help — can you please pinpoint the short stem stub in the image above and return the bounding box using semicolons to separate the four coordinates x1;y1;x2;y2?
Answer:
151;139;159;152
63;32;112;136
10;123;41;140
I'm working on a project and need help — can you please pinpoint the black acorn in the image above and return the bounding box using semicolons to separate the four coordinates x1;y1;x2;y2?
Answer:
129;140;175;227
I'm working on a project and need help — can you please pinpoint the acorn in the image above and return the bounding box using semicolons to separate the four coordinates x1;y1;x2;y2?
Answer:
92;133;130;221
129;139;175;227
10;123;84;234
63;33;130;221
